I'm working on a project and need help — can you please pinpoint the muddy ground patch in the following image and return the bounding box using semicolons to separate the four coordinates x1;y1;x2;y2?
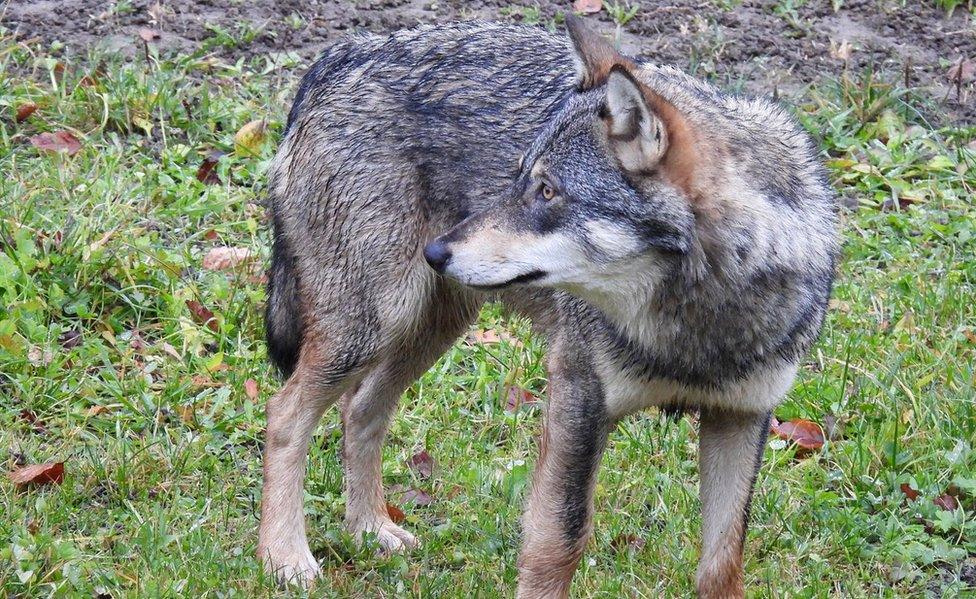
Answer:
3;0;974;122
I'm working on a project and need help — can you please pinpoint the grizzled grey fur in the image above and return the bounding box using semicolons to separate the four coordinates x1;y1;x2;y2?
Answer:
257;18;838;599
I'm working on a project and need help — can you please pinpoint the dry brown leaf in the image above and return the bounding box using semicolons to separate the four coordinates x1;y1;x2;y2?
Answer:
386;502;405;524
16;102;38;123
138;28;161;42
9;462;64;488
947;58;975;84
186;300;218;331
505;386;540;412
30;131;82;156
195;150;224;185
402;488;433;507
900;482;920;502
202;246;254;271
934;494;959;511
770;418;825;455
244;378;259;400
574;0;603;14
407;450;435;479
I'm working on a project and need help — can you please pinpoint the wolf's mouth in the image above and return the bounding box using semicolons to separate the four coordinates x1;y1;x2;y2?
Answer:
469;270;547;290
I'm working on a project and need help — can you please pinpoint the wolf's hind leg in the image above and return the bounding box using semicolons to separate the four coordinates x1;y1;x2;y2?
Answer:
696;408;771;599
257;346;357;585
341;286;478;552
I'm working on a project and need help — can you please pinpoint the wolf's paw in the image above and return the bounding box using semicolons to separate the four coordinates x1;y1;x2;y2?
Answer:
350;518;419;554
260;545;321;587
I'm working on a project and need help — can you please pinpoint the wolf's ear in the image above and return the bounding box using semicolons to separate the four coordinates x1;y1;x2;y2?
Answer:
603;66;698;195
566;15;633;90
604;66;669;174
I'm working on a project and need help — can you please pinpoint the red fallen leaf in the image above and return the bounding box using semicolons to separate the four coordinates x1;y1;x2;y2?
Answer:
611;533;646;552
16;102;38;122
58;329;83;349
19;409;38;424
574;0;603;14
407;450;435;479
195;150;224;185
386;502;405;524
203;229;219;241
933;494;959;511
185;300;218;331
900;483;920;501
402;488;433;507
505;386;540;412
770;418;825;454
138;28;161;42
244;378;259;400
9;462;64;488
79;75;98;87
202;246;254;271
30;131;82;156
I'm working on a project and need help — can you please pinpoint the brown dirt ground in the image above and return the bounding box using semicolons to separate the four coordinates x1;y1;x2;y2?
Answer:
2;0;974;124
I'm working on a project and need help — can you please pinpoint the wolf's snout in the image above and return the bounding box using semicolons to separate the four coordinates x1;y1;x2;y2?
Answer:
423;240;452;273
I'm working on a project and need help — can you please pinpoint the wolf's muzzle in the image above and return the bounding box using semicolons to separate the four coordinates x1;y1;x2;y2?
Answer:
423;240;452;273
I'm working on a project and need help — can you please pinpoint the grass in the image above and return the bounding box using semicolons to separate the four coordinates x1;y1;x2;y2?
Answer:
2;22;975;599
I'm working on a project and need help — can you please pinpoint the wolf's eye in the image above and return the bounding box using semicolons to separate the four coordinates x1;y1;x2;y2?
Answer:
539;183;556;202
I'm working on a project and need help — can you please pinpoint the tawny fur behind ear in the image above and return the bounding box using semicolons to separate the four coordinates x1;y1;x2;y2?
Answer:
602;65;704;202
566;15;634;90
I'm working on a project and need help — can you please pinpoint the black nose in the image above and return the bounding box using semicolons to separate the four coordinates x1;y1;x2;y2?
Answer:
423;240;452;273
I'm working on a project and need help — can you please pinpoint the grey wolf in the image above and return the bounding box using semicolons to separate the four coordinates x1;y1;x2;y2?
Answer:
258;17;837;599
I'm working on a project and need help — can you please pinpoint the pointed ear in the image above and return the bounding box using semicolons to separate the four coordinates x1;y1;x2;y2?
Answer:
566;15;633;90
604;66;669;174
602;66;700;197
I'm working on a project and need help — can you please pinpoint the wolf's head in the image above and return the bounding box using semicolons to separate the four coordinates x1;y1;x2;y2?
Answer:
424;17;815;306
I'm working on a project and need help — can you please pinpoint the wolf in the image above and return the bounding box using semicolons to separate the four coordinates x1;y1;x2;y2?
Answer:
258;16;838;599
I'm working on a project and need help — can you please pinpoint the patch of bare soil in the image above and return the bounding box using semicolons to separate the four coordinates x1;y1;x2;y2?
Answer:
2;0;974;123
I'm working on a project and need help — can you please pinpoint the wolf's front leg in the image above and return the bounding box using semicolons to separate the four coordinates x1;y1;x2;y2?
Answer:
516;351;611;599
696;407;771;599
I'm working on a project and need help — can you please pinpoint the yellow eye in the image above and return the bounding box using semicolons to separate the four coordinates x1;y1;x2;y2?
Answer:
540;183;556;201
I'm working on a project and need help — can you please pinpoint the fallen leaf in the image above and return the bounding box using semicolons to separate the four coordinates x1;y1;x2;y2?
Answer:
30;131;82;156
79;74;98;87
408;450;435;479
58;329;82;349
402;488;433;507
138;28;161;42
933;494;959;511
770;418;825;454
202;246;254;271
234;119;267;155
85;405;110;417
574;0;603;14
468;329;500;344
185;300;219;332
947;58;975;84
16;102;38;123
195;150;224;185
611;534;646;552
160;342;183;361
27;346;54;366
829;39;853;62
900;483;920;501
9;462;64;488
203;229;219;241
191;374;221;389
386;502;405;524
244;378;259;400
505;386;540;412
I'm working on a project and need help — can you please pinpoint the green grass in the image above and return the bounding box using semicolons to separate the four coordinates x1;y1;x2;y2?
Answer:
2;28;975;598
